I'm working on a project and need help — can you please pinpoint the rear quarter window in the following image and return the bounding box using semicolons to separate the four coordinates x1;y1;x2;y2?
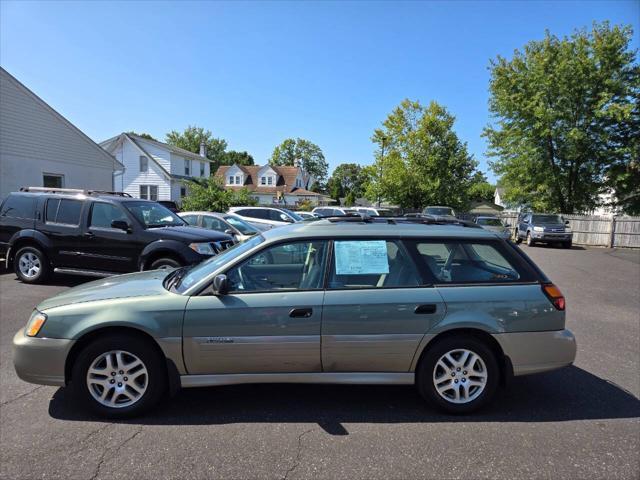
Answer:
45;198;83;225
0;195;37;219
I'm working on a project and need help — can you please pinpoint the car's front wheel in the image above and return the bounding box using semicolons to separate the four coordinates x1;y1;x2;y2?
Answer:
14;246;50;284
514;230;522;244
526;232;535;246
149;257;182;270
71;334;166;418
417;336;499;414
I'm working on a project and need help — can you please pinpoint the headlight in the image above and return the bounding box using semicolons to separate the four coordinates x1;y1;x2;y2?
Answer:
189;242;215;255
25;311;47;337
533;226;544;232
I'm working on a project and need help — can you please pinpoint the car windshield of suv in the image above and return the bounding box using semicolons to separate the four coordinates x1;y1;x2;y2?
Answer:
477;218;503;227
224;215;259;235
424;207;454;216
532;214;563;224
124;201;185;228
280;208;303;221
175;234;265;293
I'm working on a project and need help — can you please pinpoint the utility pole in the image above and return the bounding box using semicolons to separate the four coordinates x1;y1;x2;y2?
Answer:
378;136;387;208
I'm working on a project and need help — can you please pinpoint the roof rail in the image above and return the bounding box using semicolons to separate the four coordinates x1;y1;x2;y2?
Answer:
326;213;374;223
378;216;483;228
19;187;132;197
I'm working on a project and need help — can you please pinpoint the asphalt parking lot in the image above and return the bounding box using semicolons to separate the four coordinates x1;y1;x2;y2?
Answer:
1;246;639;479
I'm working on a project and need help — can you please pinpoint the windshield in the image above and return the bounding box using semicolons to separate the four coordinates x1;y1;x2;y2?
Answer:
280;208;303;221
477;218;503;227
532;214;564;224
174;234;264;293
224;215;259;235
423;207;454;216
125;201;185;228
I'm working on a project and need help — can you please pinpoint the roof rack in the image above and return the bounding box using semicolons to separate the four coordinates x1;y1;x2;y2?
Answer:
324;213;482;229
326;213;374;223
19;187;132;197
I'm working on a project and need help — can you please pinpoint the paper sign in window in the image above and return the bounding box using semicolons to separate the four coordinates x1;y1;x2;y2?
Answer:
334;241;389;275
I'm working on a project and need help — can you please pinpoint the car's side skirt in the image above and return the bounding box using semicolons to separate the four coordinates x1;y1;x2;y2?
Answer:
180;372;415;388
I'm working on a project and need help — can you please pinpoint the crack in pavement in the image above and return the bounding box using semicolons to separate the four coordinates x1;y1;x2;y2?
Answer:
66;423;115;457
0;385;44;406
282;428;315;480
89;425;143;480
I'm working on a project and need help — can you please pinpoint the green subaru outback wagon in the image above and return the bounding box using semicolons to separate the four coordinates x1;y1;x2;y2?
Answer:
13;218;576;417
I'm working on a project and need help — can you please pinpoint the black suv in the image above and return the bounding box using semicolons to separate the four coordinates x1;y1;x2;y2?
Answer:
0;189;234;283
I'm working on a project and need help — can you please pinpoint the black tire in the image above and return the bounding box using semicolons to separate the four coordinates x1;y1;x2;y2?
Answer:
514;230;522;244
417;336;499;414
526;232;535;247
70;333;166;418
13;246;50;284
562;241;572;249
149;257;182;270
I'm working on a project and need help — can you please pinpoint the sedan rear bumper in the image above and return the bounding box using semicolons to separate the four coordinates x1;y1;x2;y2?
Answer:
492;329;576;376
13;329;74;386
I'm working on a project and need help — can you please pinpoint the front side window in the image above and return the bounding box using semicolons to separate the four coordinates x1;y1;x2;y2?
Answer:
224;216;258;235
227;241;328;292
0;195;36;219
124;201;184;228
202;216;226;232
328;240;421;289
139;156;148;172
412;240;523;284
90;203;128;229
45;198;83;225
180;214;198;225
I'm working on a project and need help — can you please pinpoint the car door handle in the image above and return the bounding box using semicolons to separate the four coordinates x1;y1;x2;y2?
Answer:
83;232;94;238
414;304;437;314
289;308;313;318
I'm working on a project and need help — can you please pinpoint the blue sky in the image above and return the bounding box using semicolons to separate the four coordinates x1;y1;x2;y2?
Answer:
1;1;638;181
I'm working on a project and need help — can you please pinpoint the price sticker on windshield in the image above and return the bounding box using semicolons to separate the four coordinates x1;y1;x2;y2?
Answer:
334;240;389;275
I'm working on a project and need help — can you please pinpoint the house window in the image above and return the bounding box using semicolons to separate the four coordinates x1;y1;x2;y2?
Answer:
267;176;273;185
260;176;267;185
229;176;235;185
180;186;187;198
43;173;64;188
184;159;191;176
140;156;148;172
200;162;205;177
235;175;241;185
140;185;159;201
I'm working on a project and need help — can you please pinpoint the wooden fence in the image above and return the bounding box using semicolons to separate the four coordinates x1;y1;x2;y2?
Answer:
461;213;640;248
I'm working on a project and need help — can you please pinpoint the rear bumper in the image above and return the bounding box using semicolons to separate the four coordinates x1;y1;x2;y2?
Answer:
492;329;576;376
13;329;74;386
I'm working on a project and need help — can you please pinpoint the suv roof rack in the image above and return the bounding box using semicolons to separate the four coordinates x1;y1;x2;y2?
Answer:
324;213;482;229
19;187;132;197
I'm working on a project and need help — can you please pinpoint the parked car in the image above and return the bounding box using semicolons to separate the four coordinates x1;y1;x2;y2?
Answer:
515;213;572;248
353;207;395;217
475;216;512;240
422;206;457;219
0;188;234;283
157;200;180;213
228;206;303;229
14;217;575;418
311;206;357;217
179;211;260;242
294;211;318;220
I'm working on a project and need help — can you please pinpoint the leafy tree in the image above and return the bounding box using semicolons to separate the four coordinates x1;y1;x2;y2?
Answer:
269;138;329;184
296;199;314;211
181;177;257;212
166;126;228;169
485;23;639;214
344;191;356;207
221;150;255;166
327;163;366;201
127;131;157;141
367;99;482;210
468;179;496;202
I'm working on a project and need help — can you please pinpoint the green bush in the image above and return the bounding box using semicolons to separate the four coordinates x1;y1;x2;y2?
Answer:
181;178;257;212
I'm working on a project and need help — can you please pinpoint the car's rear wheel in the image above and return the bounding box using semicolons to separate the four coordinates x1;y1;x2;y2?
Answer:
417;336;499;414
526;232;535;246
149;257;182;270
514;230;522;244
71;334;166;418
14;246;50;284
562;241;572;249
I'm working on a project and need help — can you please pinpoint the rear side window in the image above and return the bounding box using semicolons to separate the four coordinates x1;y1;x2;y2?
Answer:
328;240;421;289
45;198;83;225
181;214;198;225
0;195;36;219
411;240;526;284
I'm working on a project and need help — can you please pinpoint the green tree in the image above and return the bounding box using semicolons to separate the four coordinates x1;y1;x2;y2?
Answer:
166;126;228;169
181;177;257;212
127;131;157;141
468;179;496;202
367;99;482;210
269;138;329;184
485;23;639;214
327;163;366;201
344;191;356;207
221;150;255;166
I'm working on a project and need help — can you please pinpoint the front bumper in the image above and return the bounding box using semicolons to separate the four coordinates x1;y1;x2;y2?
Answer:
531;232;573;242
492;329;576;376
13;329;74;386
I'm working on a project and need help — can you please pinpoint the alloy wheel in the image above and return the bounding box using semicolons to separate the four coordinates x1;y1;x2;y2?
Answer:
86;350;148;408
432;349;488;404
18;252;41;278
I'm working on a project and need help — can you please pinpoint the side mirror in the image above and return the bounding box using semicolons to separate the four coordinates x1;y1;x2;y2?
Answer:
111;220;131;232
224;229;234;235
280;213;293;223
565;220;570;225
212;274;229;295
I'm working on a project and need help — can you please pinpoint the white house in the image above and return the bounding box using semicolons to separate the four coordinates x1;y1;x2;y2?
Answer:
0;67;123;199
215;163;330;206
100;133;213;203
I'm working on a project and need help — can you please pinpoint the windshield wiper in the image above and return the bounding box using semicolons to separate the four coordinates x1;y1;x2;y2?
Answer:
164;266;191;290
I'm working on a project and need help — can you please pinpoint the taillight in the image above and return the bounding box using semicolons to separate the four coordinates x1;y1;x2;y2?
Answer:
542;283;565;311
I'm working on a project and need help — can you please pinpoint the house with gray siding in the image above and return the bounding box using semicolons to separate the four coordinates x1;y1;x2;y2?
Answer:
100;133;212;203
0;67;123;199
